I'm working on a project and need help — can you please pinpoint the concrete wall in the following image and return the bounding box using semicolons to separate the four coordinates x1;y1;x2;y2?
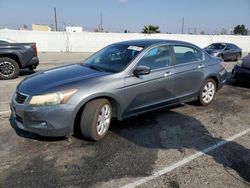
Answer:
1;29;250;52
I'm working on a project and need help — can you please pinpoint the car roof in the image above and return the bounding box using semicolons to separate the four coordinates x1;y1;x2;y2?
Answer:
211;42;235;46
0;38;16;43
114;39;198;48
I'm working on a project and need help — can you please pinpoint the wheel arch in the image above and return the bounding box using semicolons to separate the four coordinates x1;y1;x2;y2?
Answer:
206;75;219;88
72;93;123;135
0;53;21;68
197;74;219;96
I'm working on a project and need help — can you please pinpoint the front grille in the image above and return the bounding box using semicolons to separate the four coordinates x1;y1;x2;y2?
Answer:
16;114;23;124
15;92;27;104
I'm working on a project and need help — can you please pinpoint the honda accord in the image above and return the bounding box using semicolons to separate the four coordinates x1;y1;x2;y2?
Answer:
10;40;227;141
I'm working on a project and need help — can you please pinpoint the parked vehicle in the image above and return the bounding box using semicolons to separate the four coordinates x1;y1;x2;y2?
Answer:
10;39;227;141
0;39;39;79
204;42;242;61
232;53;250;82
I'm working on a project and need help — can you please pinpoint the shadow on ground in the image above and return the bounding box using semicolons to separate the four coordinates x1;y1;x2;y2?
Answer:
111;110;250;183
19;69;36;76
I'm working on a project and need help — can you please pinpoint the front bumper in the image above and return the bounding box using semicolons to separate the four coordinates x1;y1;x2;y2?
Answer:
232;65;250;82
10;92;76;137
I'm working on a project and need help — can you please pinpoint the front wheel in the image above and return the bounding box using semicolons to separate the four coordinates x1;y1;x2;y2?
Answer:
0;57;20;80
198;79;217;106
80;99;112;141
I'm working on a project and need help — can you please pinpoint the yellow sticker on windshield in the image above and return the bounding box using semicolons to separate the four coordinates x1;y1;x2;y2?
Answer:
127;46;143;51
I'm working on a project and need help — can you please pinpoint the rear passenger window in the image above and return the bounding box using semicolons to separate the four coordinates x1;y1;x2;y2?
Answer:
137;45;170;70
173;46;203;65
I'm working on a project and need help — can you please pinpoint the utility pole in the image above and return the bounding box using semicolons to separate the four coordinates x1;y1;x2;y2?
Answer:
100;11;103;32
54;7;58;31
181;17;184;34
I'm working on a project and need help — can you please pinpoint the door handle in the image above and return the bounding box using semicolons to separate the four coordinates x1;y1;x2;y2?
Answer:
164;71;172;77
198;64;205;69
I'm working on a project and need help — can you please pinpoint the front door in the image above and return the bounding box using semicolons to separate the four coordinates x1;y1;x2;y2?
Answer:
123;45;175;117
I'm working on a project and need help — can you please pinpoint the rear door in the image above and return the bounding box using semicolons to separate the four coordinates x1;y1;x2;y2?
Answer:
171;45;205;101
223;44;234;60
123;45;175;117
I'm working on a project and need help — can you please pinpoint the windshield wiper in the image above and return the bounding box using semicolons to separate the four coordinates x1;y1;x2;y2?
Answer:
85;64;104;72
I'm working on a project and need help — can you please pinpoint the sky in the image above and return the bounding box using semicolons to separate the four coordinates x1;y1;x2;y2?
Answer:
0;0;250;34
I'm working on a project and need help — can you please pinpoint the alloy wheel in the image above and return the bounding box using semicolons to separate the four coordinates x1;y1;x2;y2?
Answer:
202;81;215;104
0;61;15;77
97;104;111;136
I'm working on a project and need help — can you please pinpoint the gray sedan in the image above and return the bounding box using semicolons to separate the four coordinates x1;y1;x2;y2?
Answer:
10;40;227;141
204;42;242;61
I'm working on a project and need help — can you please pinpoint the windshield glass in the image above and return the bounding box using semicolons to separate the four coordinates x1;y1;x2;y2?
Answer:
83;44;143;73
207;43;226;50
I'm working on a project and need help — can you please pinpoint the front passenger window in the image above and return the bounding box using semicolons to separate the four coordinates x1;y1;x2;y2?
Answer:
137;45;170;70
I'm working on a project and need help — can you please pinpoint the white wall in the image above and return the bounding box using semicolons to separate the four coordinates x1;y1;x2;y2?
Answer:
1;29;250;52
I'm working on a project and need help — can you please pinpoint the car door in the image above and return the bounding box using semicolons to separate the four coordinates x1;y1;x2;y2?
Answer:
171;45;205;101
223;44;233;60
123;45;175;117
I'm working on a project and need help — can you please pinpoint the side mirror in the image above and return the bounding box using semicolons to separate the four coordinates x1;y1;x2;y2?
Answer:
133;66;151;77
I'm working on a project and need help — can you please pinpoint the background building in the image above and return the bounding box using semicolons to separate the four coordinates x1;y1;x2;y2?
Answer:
32;24;51;31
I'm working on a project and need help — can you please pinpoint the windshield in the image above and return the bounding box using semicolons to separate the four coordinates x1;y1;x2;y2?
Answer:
83;44;143;73
206;43;226;50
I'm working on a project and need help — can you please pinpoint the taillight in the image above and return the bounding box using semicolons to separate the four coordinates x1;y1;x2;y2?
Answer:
32;44;38;57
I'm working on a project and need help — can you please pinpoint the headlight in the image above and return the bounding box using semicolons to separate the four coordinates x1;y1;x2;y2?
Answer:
29;89;78;106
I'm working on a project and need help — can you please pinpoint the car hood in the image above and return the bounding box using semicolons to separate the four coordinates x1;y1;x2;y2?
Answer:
17;64;111;95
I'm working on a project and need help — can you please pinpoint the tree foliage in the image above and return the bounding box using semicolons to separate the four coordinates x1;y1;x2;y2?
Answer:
234;24;247;35
142;25;161;34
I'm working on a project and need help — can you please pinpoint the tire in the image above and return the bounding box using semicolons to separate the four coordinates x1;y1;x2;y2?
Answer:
235;53;241;61
0;57;20;80
218;54;223;60
198;79;217;106
80;99;112;141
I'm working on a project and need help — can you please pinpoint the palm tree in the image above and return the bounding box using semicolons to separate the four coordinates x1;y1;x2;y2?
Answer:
142;25;161;34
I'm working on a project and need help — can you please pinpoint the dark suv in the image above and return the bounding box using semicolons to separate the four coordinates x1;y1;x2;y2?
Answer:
10;40;227;141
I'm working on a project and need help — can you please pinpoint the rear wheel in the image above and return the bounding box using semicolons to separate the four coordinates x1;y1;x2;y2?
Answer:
235;53;241;61
0;57;19;80
198;79;216;106
218;54;223;60
80;99;112;141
